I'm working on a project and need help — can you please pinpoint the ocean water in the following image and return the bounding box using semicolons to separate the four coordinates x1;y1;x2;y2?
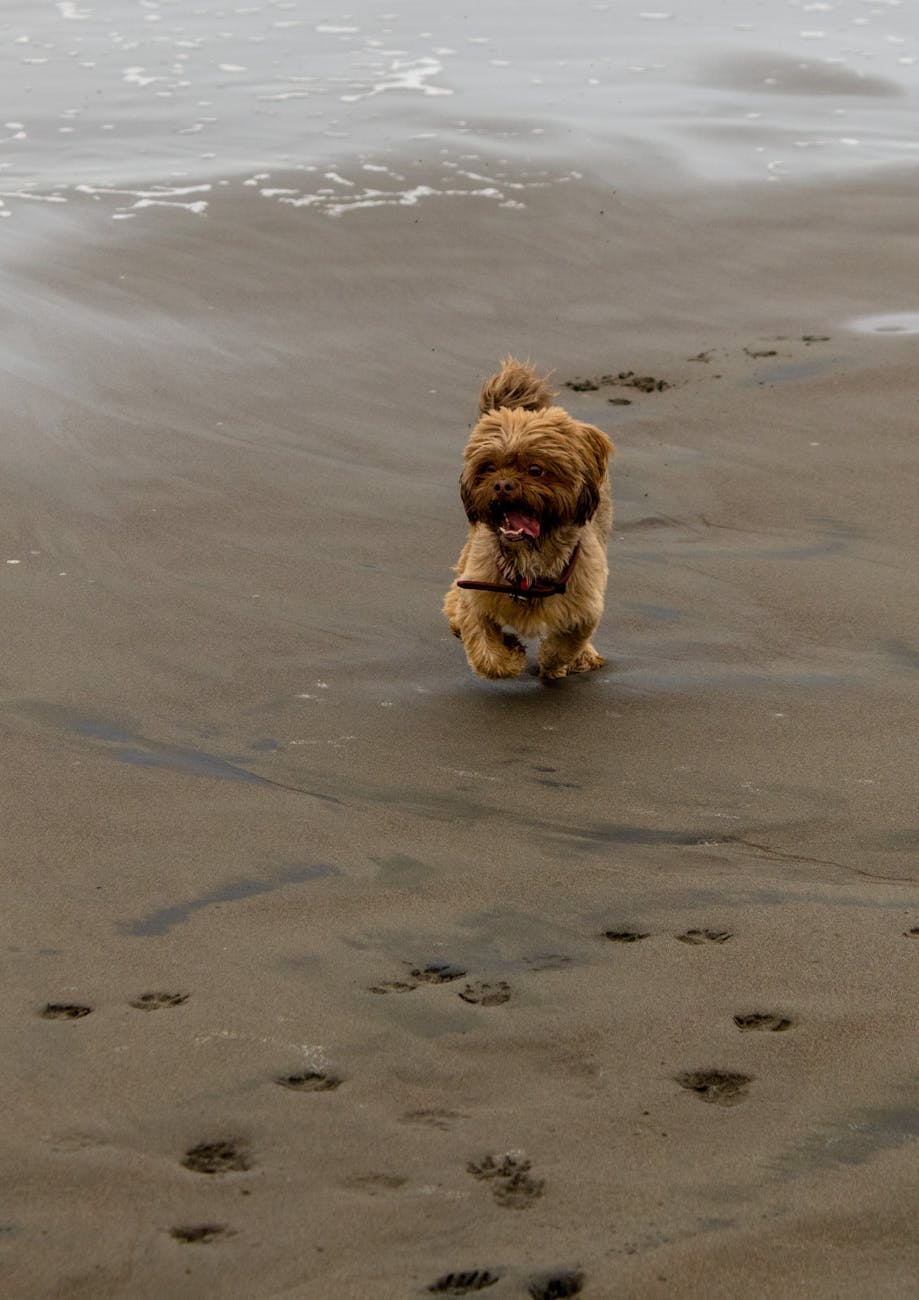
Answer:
2;0;919;223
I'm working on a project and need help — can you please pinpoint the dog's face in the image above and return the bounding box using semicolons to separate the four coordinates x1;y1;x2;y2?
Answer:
459;406;612;545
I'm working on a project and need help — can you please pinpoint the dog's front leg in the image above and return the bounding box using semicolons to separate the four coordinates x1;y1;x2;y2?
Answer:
458;610;526;680
538;621;604;680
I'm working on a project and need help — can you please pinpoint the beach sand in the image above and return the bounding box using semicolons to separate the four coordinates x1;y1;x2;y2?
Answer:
2;171;919;1298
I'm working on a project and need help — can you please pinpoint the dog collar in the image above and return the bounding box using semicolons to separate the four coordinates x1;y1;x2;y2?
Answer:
456;542;581;601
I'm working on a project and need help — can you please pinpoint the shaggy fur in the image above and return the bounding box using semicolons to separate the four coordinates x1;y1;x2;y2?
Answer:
443;358;615;680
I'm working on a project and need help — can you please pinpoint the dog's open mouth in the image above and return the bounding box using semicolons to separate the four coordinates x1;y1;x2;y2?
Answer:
497;508;541;541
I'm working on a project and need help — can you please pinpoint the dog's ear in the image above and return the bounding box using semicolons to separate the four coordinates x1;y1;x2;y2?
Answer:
574;478;600;524
459;413;505;522
459;469;481;522
578;422;615;480
574;422;614;524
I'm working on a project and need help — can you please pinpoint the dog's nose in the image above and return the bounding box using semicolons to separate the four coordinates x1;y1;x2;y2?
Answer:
492;478;517;497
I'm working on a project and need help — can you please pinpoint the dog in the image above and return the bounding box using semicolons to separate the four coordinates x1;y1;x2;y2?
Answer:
443;358;614;680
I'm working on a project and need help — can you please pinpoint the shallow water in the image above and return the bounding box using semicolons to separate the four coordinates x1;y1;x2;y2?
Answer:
3;0;919;222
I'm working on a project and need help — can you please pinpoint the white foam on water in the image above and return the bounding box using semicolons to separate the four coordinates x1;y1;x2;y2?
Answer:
0;190;66;202
340;55;451;102
132;197;208;213
75;182;211;198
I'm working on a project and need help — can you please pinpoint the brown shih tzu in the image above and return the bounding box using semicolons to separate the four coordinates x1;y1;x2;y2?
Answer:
443;358;614;680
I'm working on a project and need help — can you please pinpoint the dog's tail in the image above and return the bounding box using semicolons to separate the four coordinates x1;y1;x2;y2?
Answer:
478;357;555;416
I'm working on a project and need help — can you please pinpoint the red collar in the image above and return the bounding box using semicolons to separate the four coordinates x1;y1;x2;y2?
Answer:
456;542;581;601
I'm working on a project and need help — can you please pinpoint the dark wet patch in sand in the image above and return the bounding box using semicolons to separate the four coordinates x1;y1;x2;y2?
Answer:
40;1003;92;1020
553;824;729;849
676;1071;752;1106
16;704;343;804
71;719;283;784
182;1139;251;1174
883;641;919;673
776;1099;919;1175
121;863;337;937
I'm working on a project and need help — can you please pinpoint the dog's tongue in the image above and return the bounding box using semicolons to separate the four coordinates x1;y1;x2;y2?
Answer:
504;510;541;538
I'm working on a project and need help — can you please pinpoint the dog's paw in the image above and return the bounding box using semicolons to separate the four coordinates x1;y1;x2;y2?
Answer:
569;646;604;673
472;646;527;680
540;641;604;680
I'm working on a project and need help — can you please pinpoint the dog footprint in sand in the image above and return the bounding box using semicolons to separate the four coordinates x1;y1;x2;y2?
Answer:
523;953;573;971
458;981;511;1006
170;1224;231;1245
182;1139;251;1174
130;991;189;1011
528;1270;585;1299
368;962;467;995
40;1003;93;1020
401;1108;469;1130
275;1070;343;1092
468;1153;545;1208
427;1269;501;1294
676;928;733;945
676;1070;751;1106
603;929;650;944
410;962;468;985
733;1013;793;1033
368;979;418;995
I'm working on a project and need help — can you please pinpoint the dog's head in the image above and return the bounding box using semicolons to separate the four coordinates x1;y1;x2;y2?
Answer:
459;406;613;544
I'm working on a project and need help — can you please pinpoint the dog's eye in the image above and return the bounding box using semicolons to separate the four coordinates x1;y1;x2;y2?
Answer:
479;462;495;475
528;465;544;477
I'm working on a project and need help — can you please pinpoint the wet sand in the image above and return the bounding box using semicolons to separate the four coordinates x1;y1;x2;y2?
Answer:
2;171;919;1298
